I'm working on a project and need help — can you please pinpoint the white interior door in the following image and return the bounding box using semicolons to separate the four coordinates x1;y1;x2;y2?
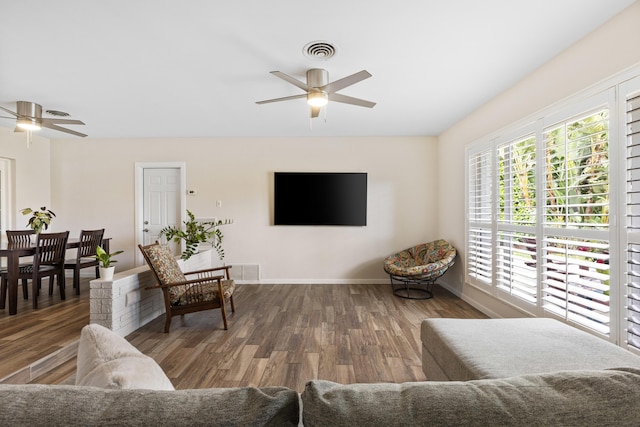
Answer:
143;168;181;248
135;163;186;266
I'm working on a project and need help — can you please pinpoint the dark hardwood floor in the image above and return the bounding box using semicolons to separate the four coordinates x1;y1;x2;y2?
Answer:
0;277;90;383
1;279;487;391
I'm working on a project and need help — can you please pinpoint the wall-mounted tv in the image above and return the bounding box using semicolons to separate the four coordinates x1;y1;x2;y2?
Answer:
274;172;367;226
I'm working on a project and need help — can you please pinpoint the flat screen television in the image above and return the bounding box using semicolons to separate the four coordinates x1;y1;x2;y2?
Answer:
274;172;367;226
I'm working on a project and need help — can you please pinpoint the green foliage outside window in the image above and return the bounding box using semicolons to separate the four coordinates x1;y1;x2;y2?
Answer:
544;110;609;228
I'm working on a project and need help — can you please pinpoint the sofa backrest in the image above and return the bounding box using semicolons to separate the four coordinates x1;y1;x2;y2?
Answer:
302;368;640;427
0;384;299;427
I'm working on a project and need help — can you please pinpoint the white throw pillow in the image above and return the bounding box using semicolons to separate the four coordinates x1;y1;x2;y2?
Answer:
75;323;174;390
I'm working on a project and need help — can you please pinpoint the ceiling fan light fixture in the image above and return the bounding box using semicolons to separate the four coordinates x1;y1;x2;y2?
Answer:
307;92;328;107
16;117;41;131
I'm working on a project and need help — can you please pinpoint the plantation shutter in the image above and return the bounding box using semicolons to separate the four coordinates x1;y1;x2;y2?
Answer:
626;90;640;350
541;109;610;335
467;148;493;284
495;136;537;304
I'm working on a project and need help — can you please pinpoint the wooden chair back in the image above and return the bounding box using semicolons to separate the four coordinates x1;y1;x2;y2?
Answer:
77;229;105;259
6;230;35;248
36;232;70;268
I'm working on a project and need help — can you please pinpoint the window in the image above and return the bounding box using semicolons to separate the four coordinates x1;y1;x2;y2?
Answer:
541;110;610;335
624;76;640;351
467;147;493;285
466;93;614;338
496;135;537;304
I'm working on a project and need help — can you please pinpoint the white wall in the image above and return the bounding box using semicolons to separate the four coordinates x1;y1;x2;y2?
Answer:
0;128;51;230
50;135;437;282
437;1;640;316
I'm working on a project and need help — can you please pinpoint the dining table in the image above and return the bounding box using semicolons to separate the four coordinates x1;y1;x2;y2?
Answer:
0;237;110;315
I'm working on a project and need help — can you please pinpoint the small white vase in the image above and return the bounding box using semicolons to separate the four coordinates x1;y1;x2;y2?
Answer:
99;266;115;281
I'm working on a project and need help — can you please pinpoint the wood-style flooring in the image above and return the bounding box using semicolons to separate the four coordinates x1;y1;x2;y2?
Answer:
0;278;90;383
1;279;487;391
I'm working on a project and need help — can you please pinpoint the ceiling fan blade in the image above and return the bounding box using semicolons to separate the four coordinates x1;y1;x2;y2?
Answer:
41;118;85;126
321;70;372;94
256;94;307;105
310;106;321;118
270;71;310;92
328;93;376;108
0;106;18;117
42;123;87;137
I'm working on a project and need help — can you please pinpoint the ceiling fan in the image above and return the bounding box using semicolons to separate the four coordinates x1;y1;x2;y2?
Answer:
256;68;376;118
0;101;87;137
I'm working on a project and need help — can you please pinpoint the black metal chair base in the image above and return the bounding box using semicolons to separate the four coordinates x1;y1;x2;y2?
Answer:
390;275;435;300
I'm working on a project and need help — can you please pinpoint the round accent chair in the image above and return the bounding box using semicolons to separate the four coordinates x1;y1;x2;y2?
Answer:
383;239;457;299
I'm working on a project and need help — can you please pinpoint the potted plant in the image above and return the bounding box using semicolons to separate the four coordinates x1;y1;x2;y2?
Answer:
21;206;55;234
160;209;232;260
93;245;124;281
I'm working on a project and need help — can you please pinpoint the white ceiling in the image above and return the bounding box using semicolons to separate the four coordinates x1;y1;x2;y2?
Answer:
0;0;636;139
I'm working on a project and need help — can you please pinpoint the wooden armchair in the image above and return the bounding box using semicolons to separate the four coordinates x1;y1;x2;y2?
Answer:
138;242;235;333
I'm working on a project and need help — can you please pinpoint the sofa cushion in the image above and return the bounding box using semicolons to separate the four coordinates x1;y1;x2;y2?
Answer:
0;384;299;427
302;368;640;427
76;323;174;390
421;317;640;380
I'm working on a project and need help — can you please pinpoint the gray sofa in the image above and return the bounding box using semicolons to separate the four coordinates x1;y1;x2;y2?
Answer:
1;322;639;426
421;317;640;380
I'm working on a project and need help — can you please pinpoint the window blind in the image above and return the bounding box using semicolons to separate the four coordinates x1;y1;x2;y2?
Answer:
541;236;610;334
541;109;610;334
544;110;609;230
468;149;493;284
496;230;537;303
495;136;537;303
626;92;640;350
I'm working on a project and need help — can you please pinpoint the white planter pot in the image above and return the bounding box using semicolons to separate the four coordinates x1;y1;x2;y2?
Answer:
99;266;115;281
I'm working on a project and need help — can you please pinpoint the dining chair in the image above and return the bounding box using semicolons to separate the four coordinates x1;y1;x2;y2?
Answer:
1;230;36;300
0;231;69;310
64;229;104;295
6;230;35;246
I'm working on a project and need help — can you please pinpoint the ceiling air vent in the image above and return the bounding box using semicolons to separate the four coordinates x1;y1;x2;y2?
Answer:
45;109;70;117
303;41;337;60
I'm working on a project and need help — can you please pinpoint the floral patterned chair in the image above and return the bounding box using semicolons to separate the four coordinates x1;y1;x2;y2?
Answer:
383;239;456;299
138;242;235;332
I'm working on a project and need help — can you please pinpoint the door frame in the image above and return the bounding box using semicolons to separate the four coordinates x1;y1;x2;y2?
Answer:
134;162;186;266
0;158;15;235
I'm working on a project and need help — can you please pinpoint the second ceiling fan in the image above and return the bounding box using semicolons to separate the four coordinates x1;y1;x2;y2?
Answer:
256;68;376;118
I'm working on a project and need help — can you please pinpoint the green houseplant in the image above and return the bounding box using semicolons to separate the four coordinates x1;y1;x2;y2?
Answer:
160;210;232;260
21;206;55;234
93;245;124;280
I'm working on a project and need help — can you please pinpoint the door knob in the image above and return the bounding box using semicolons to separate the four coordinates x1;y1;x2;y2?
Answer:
143;228;149;232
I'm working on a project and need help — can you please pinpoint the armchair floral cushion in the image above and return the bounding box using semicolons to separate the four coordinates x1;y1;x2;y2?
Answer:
384;239;456;280
138;243;187;303
174;278;235;306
